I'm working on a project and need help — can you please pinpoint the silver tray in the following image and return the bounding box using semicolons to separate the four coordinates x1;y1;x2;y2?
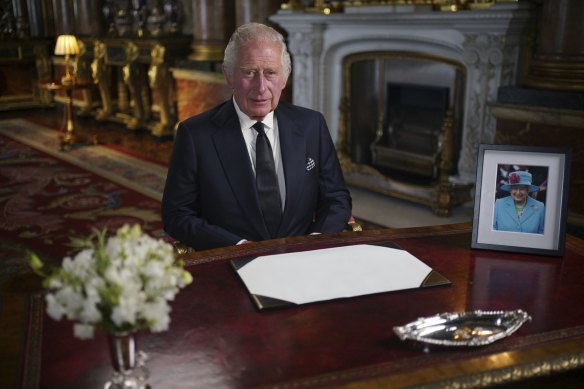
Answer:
393;309;531;347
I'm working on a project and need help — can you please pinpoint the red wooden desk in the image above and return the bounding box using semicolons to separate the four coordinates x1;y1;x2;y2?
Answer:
31;223;584;387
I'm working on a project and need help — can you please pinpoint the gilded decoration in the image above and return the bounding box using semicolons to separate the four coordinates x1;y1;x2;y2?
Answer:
88;36;190;136
280;0;500;13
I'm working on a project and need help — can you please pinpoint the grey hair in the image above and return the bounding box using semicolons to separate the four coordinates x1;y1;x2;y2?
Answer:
223;22;292;81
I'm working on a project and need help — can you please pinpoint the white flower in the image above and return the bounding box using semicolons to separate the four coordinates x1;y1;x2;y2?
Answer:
112;295;139;327
74;323;95;339
54;285;84;320
80;287;102;323
65;249;94;278
45;294;66;321
31;224;193;340
143;259;165;279
142;300;171;332
47;277;63;289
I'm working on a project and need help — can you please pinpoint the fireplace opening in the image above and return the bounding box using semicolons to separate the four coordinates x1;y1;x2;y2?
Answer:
345;52;465;180
371;82;450;184
385;82;449;155
338;51;470;214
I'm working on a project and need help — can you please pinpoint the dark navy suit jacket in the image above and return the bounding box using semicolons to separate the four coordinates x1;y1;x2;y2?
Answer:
161;100;352;250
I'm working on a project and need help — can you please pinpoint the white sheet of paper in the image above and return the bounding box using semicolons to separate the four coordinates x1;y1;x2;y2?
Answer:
237;244;433;305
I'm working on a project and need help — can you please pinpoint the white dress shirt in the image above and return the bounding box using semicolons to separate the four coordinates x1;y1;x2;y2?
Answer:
233;99;286;210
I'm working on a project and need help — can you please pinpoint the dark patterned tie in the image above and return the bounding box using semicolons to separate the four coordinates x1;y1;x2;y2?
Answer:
252;121;282;238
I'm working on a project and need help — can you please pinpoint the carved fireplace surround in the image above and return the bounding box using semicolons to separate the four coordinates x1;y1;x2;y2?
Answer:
271;3;534;214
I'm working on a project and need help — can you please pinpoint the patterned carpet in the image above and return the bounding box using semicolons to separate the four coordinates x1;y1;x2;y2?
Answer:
0;118;168;278
0;118;385;279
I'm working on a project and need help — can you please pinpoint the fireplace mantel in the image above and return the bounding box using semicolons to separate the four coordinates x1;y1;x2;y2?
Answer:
271;3;534;184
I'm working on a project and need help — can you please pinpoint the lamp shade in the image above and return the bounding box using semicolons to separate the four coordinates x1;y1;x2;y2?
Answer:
54;35;80;56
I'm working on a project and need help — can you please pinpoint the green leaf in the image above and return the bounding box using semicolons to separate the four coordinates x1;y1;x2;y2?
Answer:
28;252;46;277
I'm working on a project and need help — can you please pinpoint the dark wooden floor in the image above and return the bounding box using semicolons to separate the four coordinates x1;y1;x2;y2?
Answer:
0;106;175;165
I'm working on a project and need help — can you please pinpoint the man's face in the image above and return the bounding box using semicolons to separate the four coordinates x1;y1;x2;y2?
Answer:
510;185;529;203
224;41;287;121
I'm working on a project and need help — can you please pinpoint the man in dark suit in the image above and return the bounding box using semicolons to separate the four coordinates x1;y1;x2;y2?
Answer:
162;22;352;250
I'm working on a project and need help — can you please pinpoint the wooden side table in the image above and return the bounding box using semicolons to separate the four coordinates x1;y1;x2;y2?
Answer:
39;80;96;150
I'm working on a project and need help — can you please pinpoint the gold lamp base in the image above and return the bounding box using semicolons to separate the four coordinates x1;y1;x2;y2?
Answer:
60;52;76;86
61;74;75;86
61;59;75;85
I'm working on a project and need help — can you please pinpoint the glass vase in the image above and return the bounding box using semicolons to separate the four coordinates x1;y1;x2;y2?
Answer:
104;332;149;389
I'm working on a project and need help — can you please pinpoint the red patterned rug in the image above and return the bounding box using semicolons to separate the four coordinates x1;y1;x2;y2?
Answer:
0;118;168;279
0;118;385;280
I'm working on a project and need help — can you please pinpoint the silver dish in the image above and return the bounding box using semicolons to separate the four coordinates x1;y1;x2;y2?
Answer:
393;309;531;347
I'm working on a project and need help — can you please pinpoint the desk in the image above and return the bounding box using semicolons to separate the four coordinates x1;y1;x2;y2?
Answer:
39;81;96;150
20;223;584;387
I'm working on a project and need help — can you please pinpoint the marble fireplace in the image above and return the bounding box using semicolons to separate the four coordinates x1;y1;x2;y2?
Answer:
271;3;534;215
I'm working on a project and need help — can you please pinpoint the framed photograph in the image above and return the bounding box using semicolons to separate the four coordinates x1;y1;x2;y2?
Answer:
471;144;571;256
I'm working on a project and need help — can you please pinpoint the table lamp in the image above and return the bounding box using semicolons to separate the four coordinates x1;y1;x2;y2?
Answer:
54;35;80;85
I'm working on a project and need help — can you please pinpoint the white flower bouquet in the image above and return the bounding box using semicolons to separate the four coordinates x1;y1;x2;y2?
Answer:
29;224;193;339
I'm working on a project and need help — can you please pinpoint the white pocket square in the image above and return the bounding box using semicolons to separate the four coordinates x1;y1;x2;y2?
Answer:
306;157;315;171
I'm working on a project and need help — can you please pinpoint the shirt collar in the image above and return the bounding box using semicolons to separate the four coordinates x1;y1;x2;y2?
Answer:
233;97;275;131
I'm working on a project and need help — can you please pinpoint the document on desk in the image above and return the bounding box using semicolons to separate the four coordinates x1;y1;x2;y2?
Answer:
231;243;451;310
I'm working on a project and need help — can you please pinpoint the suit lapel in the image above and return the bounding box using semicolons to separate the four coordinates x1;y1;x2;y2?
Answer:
276;106;306;234
211;102;268;238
